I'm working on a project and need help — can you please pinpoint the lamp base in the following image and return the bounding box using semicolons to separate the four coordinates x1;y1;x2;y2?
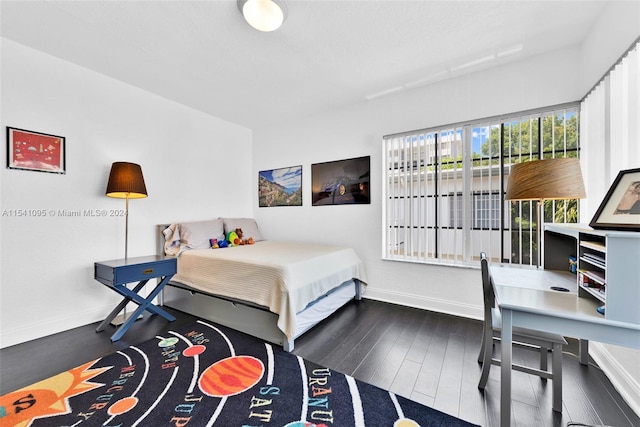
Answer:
110;311;143;326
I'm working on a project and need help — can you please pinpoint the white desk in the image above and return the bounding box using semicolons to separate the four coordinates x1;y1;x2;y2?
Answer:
490;265;640;427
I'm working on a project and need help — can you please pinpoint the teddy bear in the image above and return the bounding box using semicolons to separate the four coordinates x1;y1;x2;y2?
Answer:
238;228;255;245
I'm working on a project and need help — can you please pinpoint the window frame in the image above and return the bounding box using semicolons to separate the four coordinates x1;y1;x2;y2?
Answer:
382;102;582;267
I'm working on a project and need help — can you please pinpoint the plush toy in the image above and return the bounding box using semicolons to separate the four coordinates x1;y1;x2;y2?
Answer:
226;229;241;246
210;235;229;249
235;228;255;245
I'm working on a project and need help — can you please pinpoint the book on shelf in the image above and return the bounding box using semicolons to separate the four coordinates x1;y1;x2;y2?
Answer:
583;253;606;265
580;257;606;270
579;269;605;284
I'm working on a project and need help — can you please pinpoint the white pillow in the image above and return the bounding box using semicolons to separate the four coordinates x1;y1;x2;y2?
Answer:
223;218;264;242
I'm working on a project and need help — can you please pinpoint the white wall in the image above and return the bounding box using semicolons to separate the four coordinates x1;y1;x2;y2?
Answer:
252;45;583;319
0;39;253;348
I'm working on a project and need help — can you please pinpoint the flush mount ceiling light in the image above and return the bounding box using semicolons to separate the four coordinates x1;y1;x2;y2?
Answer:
238;0;287;32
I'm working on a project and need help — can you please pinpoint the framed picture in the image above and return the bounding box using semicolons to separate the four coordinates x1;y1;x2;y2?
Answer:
7;127;66;174
312;156;370;206
590;168;640;231
259;165;302;207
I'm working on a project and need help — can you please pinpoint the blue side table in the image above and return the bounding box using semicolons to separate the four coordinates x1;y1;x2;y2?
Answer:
94;255;177;341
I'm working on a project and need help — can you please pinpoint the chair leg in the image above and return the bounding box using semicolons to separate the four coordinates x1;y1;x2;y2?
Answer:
477;328;486;363
551;342;563;412
539;344;548;373
478;327;493;390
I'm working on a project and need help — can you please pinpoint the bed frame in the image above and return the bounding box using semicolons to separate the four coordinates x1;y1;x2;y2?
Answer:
156;224;362;351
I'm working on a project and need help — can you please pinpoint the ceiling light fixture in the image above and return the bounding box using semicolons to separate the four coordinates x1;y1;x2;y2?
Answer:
365;86;404;101
238;0;287;32
497;44;524;59
450;54;496;73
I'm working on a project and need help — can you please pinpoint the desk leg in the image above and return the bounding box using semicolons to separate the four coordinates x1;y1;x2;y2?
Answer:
501;308;513;427
579;339;589;365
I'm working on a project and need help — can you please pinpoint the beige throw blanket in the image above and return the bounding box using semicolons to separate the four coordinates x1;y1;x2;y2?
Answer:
170;241;367;339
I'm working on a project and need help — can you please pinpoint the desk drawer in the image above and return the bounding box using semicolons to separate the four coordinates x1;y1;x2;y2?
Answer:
95;258;177;286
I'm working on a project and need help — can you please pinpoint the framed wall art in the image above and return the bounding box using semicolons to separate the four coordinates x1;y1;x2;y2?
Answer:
590;167;640;231
7;127;66;174
311;156;370;206
259;165;302;207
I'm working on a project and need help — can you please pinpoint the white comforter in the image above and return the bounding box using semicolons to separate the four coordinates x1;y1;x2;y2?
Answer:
170;241;367;339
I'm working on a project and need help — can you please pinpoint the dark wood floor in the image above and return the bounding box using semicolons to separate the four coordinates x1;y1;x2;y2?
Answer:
1;300;638;426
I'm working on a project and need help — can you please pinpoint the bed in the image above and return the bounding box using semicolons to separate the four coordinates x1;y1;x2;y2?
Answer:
156;218;367;351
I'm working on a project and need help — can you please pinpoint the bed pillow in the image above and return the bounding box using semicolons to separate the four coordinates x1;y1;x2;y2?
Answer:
164;219;224;255
223;217;264;242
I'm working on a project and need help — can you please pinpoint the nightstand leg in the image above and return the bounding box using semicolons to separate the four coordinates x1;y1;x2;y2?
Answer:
106;276;176;341
96;280;148;333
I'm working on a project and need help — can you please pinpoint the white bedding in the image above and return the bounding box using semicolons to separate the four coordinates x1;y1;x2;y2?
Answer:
169;241;367;339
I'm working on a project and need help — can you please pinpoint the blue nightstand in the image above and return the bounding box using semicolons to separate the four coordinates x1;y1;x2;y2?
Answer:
94;255;177;341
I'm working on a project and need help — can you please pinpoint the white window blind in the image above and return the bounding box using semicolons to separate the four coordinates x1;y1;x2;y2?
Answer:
581;40;640;218
383;105;581;267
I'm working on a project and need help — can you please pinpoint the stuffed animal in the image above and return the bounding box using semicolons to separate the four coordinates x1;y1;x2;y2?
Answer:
210;235;229;249
226;229;241;246
235;228;255;245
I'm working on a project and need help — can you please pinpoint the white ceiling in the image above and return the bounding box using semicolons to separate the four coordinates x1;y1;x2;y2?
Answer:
1;0;609;129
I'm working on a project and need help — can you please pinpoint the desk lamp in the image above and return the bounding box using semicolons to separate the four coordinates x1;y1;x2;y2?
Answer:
505;157;586;267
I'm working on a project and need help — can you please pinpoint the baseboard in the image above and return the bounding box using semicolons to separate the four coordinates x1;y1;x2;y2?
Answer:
589;342;640;417
362;287;483;321
0;305;111;349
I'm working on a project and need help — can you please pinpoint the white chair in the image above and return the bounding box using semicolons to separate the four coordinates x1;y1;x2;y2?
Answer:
477;252;567;412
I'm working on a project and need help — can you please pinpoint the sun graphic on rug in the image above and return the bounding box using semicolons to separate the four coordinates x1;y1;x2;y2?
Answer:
0;360;110;427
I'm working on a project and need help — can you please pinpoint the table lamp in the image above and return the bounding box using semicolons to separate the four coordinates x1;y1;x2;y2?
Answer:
505;157;586;267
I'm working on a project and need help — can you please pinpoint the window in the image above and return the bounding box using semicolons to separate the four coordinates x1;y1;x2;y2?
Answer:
449;192;501;230
383;104;581;267
473;192;501;229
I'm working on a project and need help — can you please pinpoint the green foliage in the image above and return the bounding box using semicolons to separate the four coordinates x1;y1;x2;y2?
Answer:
477;113;579;159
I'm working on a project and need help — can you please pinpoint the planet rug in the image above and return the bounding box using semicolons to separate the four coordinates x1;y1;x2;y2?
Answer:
1;320;479;426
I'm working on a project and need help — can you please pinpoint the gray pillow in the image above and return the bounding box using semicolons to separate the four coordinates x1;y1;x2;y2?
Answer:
222;218;264;242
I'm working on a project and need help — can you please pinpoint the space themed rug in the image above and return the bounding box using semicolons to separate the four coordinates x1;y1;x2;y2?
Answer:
1;320;478;427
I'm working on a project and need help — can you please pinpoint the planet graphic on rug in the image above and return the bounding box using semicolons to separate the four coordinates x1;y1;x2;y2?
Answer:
394;418;421;427
107;396;139;416
283;422;329;427
198;355;265;397
183;344;206;357
157;337;179;347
